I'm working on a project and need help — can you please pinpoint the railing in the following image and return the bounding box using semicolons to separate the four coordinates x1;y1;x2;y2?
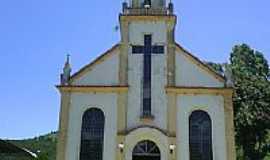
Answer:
122;7;173;16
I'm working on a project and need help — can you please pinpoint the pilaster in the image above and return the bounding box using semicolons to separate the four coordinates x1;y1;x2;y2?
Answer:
116;135;125;160
167;93;177;136
224;93;236;160
169;137;177;160
166;17;177;138
117;93;128;134
118;18;129;132
117;19;129;160
119;19;129;85
56;91;71;160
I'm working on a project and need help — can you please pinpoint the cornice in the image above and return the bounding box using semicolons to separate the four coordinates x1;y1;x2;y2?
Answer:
56;85;129;93
166;86;233;96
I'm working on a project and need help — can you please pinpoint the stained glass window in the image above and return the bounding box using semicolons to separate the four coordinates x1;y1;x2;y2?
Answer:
189;110;213;160
79;108;105;160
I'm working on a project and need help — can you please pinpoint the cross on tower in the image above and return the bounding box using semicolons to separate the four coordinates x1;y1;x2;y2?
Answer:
132;35;164;117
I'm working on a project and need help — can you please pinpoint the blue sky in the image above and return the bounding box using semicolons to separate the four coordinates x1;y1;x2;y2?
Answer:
0;0;269;139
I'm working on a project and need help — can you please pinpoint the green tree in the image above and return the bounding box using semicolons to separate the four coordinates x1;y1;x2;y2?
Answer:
206;62;224;74
36;152;49;160
230;44;270;160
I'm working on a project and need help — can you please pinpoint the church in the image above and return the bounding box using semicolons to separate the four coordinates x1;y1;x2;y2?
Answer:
56;0;236;160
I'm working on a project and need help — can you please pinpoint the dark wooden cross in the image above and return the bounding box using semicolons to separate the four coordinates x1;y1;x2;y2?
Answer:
132;35;164;116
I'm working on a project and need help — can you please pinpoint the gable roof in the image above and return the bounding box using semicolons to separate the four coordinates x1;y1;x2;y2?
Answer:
70;44;120;82
69;42;225;84
175;43;225;82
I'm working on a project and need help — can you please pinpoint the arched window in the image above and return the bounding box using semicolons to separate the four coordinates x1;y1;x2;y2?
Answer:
189;110;213;160
79;108;105;160
132;140;160;160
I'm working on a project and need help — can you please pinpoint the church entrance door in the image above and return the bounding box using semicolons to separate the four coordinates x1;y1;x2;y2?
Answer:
132;140;160;160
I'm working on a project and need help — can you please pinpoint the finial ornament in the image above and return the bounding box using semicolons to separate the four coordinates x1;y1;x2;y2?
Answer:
168;0;174;14
122;1;128;13
61;54;72;85
66;54;70;64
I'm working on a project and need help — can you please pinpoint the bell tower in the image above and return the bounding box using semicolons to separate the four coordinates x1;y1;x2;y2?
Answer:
122;0;174;15
119;0;177;127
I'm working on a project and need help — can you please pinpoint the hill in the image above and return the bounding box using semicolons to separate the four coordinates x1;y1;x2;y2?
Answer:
8;132;57;160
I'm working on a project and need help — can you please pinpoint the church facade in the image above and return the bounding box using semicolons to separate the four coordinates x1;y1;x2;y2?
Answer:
56;0;236;160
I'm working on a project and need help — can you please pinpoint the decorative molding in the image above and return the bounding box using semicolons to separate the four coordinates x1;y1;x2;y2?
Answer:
140;115;155;125
118;125;175;138
166;86;233;95
57;85;128;93
175;43;225;82
70;44;120;82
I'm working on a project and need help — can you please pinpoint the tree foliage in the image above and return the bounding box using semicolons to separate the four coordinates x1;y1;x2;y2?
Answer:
230;44;270;160
207;44;270;159
36;152;50;160
206;62;224;75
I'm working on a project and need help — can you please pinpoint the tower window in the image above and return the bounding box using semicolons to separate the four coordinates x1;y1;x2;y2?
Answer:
143;0;151;8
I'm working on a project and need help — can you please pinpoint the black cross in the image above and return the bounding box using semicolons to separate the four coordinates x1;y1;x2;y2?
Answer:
132;35;164;116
